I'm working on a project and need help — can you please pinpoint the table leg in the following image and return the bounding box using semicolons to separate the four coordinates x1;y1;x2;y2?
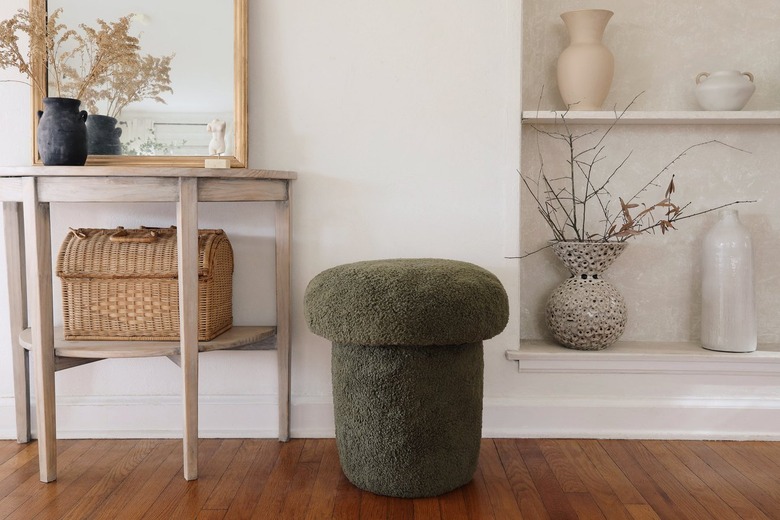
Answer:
177;178;199;480
276;191;291;442
3;202;30;443
22;178;56;482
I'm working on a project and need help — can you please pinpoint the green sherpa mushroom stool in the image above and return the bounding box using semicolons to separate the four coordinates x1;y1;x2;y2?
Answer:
304;258;509;498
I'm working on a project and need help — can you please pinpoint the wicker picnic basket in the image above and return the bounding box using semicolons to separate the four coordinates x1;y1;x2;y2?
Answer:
56;226;233;341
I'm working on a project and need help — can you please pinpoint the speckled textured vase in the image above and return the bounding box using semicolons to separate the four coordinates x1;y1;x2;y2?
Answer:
545;241;627;350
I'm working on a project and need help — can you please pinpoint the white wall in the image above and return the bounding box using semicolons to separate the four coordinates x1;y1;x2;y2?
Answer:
4;0;779;442
0;0;523;438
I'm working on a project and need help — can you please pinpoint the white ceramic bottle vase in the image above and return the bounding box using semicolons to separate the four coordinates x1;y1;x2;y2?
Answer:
557;9;614;111
700;209;756;352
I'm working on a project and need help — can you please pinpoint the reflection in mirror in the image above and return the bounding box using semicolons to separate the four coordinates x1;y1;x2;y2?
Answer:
32;0;247;166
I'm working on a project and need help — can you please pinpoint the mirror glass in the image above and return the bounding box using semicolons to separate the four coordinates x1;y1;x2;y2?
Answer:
34;0;247;166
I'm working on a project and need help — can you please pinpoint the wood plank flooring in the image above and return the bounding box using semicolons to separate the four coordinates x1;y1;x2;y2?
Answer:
0;438;778;519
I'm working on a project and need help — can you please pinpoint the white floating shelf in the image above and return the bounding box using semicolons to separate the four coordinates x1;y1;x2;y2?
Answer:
506;340;780;376
521;110;780;125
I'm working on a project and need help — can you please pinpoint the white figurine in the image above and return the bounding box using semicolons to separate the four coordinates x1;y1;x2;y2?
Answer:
207;118;227;155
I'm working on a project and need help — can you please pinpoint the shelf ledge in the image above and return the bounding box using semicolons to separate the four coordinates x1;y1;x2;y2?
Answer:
521;110;780;125
506;340;780;376
20;325;276;362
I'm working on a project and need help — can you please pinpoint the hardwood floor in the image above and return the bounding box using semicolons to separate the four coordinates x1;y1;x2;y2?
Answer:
0;438;778;519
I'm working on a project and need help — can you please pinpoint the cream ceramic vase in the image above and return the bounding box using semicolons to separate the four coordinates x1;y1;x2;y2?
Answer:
545;241;627;350
557;9;614;111
695;71;755;111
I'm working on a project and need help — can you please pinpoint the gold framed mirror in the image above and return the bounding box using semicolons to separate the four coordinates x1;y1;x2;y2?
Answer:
31;0;248;167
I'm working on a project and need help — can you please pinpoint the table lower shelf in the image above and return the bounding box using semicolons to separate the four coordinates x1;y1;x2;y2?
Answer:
20;325;276;363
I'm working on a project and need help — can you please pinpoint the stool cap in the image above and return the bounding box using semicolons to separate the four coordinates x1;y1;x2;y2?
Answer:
304;258;509;346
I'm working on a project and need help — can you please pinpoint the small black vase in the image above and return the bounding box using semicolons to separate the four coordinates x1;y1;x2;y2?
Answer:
36;97;88;166
86;114;123;155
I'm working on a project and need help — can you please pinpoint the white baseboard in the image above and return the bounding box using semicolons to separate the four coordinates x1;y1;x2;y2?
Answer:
496;340;780;440
481;396;780;440
0;394;303;439
2;393;779;440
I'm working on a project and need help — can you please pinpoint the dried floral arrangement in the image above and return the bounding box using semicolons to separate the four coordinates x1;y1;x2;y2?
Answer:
520;94;754;256
0;5;172;117
0;5;58;96
81;52;173;118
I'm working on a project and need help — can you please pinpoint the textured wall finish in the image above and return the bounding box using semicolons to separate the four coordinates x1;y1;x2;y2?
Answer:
523;0;780;111
521;0;780;344
521;123;777;343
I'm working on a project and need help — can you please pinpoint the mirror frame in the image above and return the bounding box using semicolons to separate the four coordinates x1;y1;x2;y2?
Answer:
31;0;248;167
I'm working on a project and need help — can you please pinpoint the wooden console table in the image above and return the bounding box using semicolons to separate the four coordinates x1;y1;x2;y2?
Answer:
0;166;296;482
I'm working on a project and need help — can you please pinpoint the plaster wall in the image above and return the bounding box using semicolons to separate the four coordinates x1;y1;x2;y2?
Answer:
0;0;523;438
2;0;777;441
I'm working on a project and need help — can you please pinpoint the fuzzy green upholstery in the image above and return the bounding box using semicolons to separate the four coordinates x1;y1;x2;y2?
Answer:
304;258;509;346
304;259;509;498
332;342;483;498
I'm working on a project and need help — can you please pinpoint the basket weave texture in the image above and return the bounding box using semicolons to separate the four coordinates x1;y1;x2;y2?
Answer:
56;227;233;341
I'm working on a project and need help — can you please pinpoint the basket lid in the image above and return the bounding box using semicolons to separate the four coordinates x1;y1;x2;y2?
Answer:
56;227;232;280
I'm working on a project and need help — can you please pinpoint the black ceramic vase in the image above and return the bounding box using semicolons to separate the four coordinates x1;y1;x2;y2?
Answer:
86;114;123;155
36;97;88;166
